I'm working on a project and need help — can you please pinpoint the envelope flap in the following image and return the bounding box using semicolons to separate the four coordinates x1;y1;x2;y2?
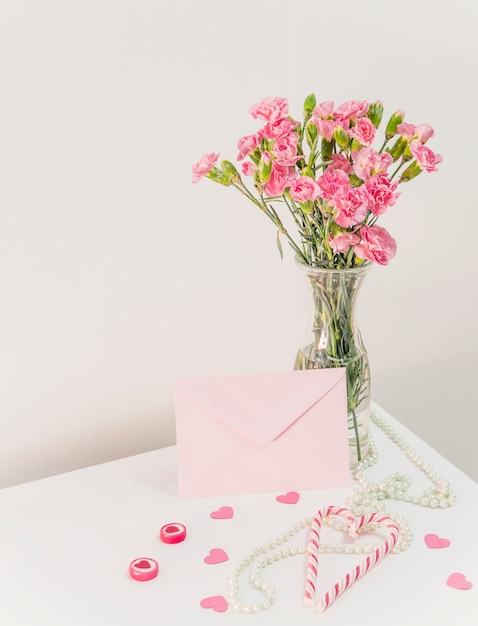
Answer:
174;369;346;444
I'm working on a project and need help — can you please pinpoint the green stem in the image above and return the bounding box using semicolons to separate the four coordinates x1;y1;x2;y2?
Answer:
351;406;362;461
232;181;308;263
232;182;263;208
265;202;308;264
390;160;405;181
378;138;389;154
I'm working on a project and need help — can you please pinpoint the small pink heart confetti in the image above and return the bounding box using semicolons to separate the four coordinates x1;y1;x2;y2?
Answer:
200;595;228;612
204;548;229;565
446;572;473;590
424;533;451;549
210;506;234;519
276;491;300;504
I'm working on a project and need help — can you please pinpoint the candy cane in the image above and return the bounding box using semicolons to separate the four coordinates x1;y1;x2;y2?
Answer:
304;506;400;613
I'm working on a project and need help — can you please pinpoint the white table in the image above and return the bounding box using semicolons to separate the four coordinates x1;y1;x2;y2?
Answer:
1;404;477;625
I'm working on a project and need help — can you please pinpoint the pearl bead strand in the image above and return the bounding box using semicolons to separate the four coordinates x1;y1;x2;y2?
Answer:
227;410;454;614
351;410;456;514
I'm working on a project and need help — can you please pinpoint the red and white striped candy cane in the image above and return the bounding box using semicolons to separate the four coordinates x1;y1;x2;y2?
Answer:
304;506;400;613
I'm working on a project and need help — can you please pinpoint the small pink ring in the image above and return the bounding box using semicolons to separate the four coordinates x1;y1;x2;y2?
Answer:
129;558;159;581
160;522;187;544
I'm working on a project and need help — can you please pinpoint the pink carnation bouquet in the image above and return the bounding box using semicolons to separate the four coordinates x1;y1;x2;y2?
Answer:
193;95;442;268
193;95;442;461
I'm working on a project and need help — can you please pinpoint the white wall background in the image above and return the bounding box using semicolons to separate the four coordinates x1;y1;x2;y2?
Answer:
1;0;477;489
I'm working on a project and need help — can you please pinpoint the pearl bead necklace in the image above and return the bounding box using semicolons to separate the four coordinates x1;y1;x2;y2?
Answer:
351;410;456;514
227;512;402;614
227;410;455;614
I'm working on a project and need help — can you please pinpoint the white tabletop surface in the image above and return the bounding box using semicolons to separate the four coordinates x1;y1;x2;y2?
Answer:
0;403;477;625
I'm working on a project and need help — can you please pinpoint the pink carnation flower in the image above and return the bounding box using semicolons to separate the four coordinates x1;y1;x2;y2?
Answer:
271;134;302;166
262;117;299;139
365;174;400;216
192;152;219;183
326;154;352;174
415;124;434;143
334;100;369;122
313;101;334;118
329;232;361;254
313;118;338;142
242;161;257;177
317;168;349;201
263;162;296;197
396;122;416;140
333;185;369;228
397;123;435;144
347;117;376;147
237;133;261;161
355;225;397;265
249;97;288;123
289;176;322;202
352;147;392;181
410;140;443;172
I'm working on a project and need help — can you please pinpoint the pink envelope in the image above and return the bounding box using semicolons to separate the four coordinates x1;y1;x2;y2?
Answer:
174;368;350;498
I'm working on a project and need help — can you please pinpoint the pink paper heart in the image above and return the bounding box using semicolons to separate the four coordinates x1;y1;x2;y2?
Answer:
446;572;473;590
276;491;300;504
210;506;234;519
204;548;229;564
200;595;228;612
424;533;451;549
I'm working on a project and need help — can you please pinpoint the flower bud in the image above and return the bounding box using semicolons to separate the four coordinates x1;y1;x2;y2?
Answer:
349;173;363;187
248;148;262;166
385;110;404;140
368;101;384;128
386;136;407;161
399;160;422;183
221;160;241;183
303;93;317;121
301;166;314;178
258;155;272;182
334;126;349;151
305;120;318;148
321;138;333;160
207;168;231;186
402;144;413;162
299;200;314;215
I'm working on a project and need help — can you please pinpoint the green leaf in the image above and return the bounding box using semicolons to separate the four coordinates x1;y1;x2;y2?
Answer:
276;230;284;259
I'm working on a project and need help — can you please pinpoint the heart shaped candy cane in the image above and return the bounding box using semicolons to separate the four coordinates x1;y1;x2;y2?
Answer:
304;505;400;613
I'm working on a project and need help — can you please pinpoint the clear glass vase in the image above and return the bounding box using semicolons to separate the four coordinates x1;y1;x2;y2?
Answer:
294;260;371;464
